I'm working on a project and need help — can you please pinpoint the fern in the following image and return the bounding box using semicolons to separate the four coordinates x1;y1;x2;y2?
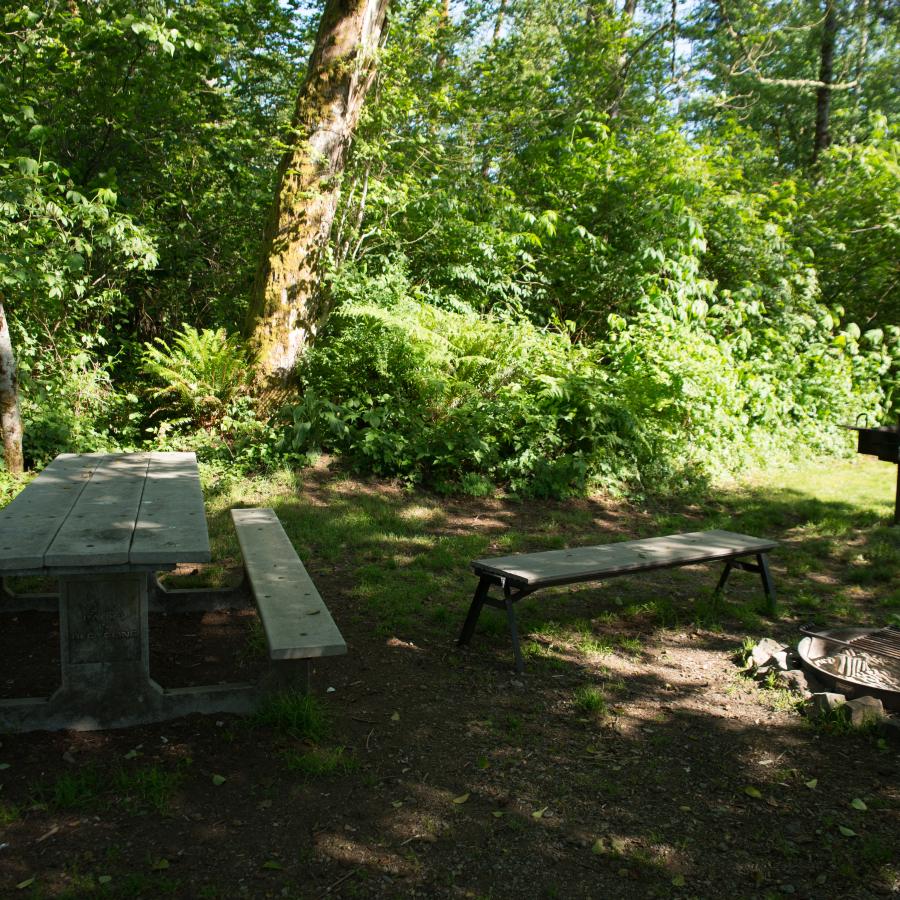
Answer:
141;324;251;428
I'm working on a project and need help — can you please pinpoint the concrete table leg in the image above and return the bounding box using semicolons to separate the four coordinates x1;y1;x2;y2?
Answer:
0;573;260;733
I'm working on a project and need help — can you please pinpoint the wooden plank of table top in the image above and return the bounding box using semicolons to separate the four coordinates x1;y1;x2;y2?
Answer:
44;453;151;568
472;530;777;588
0;453;104;571
130;452;210;565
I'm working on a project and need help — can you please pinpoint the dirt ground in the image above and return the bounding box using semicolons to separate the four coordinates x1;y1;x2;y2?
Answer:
1;472;898;899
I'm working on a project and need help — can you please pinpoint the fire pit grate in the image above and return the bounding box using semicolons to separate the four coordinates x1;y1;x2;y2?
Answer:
798;624;900;711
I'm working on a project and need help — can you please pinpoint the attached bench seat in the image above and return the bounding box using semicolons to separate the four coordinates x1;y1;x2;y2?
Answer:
231;509;346;674
458;529;777;673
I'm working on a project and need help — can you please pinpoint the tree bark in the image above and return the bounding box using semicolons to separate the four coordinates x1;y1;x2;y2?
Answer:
813;0;838;164
246;0;390;381
0;303;24;474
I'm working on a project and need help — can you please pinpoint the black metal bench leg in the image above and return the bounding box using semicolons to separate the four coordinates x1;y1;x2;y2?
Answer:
757;553;777;616
714;561;733;594
458;576;491;647
505;596;525;675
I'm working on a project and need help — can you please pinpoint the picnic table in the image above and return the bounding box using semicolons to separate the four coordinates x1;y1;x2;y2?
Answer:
0;452;264;732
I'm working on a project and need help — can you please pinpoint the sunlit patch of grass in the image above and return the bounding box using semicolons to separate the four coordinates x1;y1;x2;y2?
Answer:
522;640;566;669
398;504;447;525
573;685;608;715
577;634;614;656
759;672;804;714
617;636;642;657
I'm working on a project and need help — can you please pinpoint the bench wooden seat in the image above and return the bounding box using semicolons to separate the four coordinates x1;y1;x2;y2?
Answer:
458;529;777;673
231;509;346;669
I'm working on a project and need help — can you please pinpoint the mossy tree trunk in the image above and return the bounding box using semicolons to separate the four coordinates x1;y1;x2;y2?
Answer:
246;0;390;382
0;303;24;474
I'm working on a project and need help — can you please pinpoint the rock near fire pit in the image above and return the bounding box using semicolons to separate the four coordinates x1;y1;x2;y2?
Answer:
744;638;896;735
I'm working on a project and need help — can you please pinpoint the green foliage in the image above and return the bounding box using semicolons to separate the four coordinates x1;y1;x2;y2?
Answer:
252;691;329;743
141;324;252;429
2;0;896;490
573;685;608;716
280;261;890;496
282;746;357;779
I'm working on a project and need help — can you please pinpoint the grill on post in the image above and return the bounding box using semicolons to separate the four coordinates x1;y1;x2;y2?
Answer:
844;416;900;526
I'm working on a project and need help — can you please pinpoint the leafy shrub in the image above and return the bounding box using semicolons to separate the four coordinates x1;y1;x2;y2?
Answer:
276;269;892;498
141;324;252;429
17;347;141;468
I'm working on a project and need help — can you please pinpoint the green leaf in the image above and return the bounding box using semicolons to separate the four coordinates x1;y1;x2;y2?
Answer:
850;798;867;811
743;786;763;799
672;874;686;887
16;157;38;176
151;858;170;870
452;793;469;804
16;878;35;890
211;774;226;786
262;861;282;870
838;826;857;838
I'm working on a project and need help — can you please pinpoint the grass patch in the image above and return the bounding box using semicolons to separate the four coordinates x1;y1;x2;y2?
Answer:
113;766;184;816
283;746;357;779
33;767;106;811
253;690;328;742
0;802;21;826
573;685;608;716
240;617;268;664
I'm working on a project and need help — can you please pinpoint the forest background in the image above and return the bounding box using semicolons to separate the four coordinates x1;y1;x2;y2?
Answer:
1;0;898;500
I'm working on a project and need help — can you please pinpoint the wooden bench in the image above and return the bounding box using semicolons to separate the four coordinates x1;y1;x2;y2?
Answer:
231;508;346;685
457;529;777;673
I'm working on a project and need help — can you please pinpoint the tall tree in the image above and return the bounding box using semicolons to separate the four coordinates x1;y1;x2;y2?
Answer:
812;0;838;163
0;304;24;475
246;0;391;381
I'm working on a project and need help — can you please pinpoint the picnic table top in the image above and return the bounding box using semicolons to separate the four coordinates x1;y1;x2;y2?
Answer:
472;529;777;589
0;452;211;574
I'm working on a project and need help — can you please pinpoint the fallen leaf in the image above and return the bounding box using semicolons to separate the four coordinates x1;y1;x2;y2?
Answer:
16;878;34;890
262;861;282;870
98;876;112;885
477;756;489;770
838;826;857;838
390;712;400;722
850;798;867;811
491;811;504;818
211;774;226;786
743;786;763;799
452;793;469;805
123;749;139;760
0;763;10;771
531;806;548;819
151;859;170;871
672;874;686;887
392;800;403;809
805;779;818;790
591;838;607;855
